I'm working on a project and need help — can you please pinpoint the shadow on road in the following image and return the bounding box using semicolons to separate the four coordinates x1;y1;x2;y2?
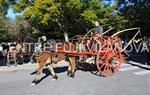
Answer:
126;52;150;65
30;66;68;84
76;63;101;76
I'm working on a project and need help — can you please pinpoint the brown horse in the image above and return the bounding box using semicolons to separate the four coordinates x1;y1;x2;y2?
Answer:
31;43;76;86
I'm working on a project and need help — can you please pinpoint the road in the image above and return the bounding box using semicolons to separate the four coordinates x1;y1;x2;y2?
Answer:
0;61;150;95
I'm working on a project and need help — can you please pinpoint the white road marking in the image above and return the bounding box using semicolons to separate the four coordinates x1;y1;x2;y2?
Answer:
134;70;150;76
119;66;140;71
121;63;131;67
129;61;150;69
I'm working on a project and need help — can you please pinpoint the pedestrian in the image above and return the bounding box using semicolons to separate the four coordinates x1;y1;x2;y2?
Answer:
37;35;48;51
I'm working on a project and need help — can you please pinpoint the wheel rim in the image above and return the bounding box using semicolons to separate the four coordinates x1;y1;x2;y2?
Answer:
96;43;124;76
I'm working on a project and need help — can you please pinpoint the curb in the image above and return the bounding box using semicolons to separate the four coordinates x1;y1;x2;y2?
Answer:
128;61;150;70
0;60;68;72
0;63;37;72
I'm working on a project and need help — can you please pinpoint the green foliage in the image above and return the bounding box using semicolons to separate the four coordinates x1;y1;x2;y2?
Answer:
81;9;97;22
66;0;83;10
10;0;32;13
0;0;149;41
0;14;7;29
18;0;127;37
1;0;130;40
99;6;128;30
0;30;15;42
118;0;150;36
0;0;9;24
0;0;9;14
23;0;61;25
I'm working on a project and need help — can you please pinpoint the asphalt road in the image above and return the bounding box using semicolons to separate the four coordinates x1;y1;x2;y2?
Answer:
0;61;150;95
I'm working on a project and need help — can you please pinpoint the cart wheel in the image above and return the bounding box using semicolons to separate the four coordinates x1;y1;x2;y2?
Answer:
96;43;124;76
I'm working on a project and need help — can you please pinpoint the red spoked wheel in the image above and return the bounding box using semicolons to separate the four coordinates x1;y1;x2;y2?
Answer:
96;43;124;76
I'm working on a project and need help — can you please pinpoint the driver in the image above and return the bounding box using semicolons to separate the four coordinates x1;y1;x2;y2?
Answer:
91;20;103;36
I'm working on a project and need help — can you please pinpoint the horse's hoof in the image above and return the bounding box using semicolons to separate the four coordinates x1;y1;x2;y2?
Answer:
69;77;73;79
68;74;75;79
52;78;57;81
67;71;71;76
52;75;58;81
68;72;74;77
30;83;36;86
67;73;71;76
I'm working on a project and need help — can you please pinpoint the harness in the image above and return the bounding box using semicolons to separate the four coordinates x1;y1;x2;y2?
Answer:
50;52;56;64
48;39;56;52
50;52;69;64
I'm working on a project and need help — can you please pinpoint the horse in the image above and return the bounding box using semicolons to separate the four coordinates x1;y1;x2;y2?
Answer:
31;42;76;86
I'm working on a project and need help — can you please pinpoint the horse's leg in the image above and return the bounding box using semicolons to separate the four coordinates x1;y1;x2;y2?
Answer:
47;63;58;81
31;62;44;86
66;56;73;76
67;60;72;76
68;57;76;78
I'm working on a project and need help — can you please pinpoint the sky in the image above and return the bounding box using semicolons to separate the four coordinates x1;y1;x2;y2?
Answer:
6;8;21;19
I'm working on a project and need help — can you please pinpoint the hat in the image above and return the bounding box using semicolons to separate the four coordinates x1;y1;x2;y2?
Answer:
41;36;47;41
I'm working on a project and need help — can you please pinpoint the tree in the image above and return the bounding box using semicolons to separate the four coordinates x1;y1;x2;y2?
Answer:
118;0;150;37
0;0;9;29
10;0;128;38
0;0;10;41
